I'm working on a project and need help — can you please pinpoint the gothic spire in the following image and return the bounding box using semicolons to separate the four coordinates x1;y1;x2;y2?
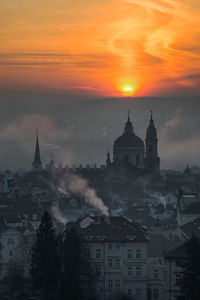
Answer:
32;129;43;171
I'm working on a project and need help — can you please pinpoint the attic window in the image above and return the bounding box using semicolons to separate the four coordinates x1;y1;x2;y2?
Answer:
32;215;37;221
126;235;136;240
84;235;93;241
97;235;106;241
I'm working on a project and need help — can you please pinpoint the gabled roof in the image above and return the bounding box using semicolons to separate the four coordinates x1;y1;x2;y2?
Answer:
75;215;148;243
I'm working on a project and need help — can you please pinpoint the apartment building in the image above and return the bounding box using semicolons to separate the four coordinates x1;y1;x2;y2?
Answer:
76;215;148;300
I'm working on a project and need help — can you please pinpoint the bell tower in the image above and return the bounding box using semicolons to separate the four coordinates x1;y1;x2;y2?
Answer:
145;111;160;175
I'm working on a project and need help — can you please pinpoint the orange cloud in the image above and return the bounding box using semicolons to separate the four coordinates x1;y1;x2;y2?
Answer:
0;0;200;96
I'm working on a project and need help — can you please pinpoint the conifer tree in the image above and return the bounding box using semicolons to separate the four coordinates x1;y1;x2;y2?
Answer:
30;211;59;300
180;234;200;300
60;225;98;300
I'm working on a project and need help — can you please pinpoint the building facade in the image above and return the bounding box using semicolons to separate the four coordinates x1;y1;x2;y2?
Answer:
76;215;148;300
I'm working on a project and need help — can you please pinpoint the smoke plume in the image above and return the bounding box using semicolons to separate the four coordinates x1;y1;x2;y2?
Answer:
51;206;68;225
59;171;109;216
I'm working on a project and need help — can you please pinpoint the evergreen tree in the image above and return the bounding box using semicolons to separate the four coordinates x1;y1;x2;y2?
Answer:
180;234;200;300
60;225;98;300
30;211;59;300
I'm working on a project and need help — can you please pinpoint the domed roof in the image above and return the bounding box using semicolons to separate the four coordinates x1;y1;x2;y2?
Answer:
114;133;144;148
114;114;144;148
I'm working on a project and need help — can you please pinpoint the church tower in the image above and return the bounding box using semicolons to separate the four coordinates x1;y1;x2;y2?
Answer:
32;130;43;172
145;111;160;175
113;112;145;168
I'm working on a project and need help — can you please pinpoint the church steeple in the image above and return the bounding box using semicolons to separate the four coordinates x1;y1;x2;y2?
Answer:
145;111;160;175
32;130;43;172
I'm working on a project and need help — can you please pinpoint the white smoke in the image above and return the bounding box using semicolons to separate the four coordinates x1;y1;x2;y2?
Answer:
51;206;68;225
136;176;166;208
59;172;109;216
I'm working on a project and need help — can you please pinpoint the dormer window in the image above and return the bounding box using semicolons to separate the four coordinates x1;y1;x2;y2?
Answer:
126;235;136;240
84;235;93;241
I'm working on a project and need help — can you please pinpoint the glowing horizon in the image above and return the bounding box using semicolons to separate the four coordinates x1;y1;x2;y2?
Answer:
0;0;200;96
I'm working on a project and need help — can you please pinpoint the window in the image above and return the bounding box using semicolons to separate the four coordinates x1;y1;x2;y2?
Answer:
128;249;132;259
126;235;136;240
128;266;133;276
96;249;101;259
116;280;120;289
108;259;113;268
97;235;106;241
95;264;101;276
84;235;93;241
136;249;141;260
116;243;120;250
153;289;158;299
175;273;182;285
32;214;37;221
7;239;14;245
136;266;141;277
136;288;141;298
127;289;133;296
154;269;158;279
115;259;120;268
108;243;112;250
9;250;13;256
108;279;113;289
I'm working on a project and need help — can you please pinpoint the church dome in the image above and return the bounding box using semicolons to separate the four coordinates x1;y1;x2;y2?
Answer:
114;133;144;148
114;114;144;148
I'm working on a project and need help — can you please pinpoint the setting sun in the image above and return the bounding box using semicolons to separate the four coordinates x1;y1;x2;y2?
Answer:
123;87;133;92
120;85;135;96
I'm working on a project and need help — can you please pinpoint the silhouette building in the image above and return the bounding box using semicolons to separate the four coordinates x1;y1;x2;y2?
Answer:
32;130;43;172
112;112;160;175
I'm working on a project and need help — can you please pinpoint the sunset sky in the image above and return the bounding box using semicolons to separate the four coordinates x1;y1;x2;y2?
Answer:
1;0;200;96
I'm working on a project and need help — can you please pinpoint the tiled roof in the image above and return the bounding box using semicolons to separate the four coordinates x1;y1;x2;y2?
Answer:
75;215;148;243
